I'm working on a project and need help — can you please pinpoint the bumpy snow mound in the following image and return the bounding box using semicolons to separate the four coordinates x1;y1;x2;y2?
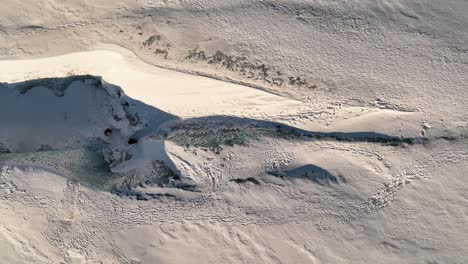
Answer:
0;75;176;169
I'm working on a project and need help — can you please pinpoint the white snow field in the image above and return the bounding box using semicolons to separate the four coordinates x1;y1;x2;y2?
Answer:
0;0;467;263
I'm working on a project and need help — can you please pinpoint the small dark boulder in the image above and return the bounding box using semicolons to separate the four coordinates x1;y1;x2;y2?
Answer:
230;177;261;185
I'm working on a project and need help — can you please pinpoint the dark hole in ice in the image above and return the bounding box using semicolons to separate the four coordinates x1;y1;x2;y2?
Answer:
104;128;113;136
128;137;138;145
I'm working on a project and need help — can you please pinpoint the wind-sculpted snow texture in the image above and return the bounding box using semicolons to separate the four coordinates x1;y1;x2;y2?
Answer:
0;0;467;263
